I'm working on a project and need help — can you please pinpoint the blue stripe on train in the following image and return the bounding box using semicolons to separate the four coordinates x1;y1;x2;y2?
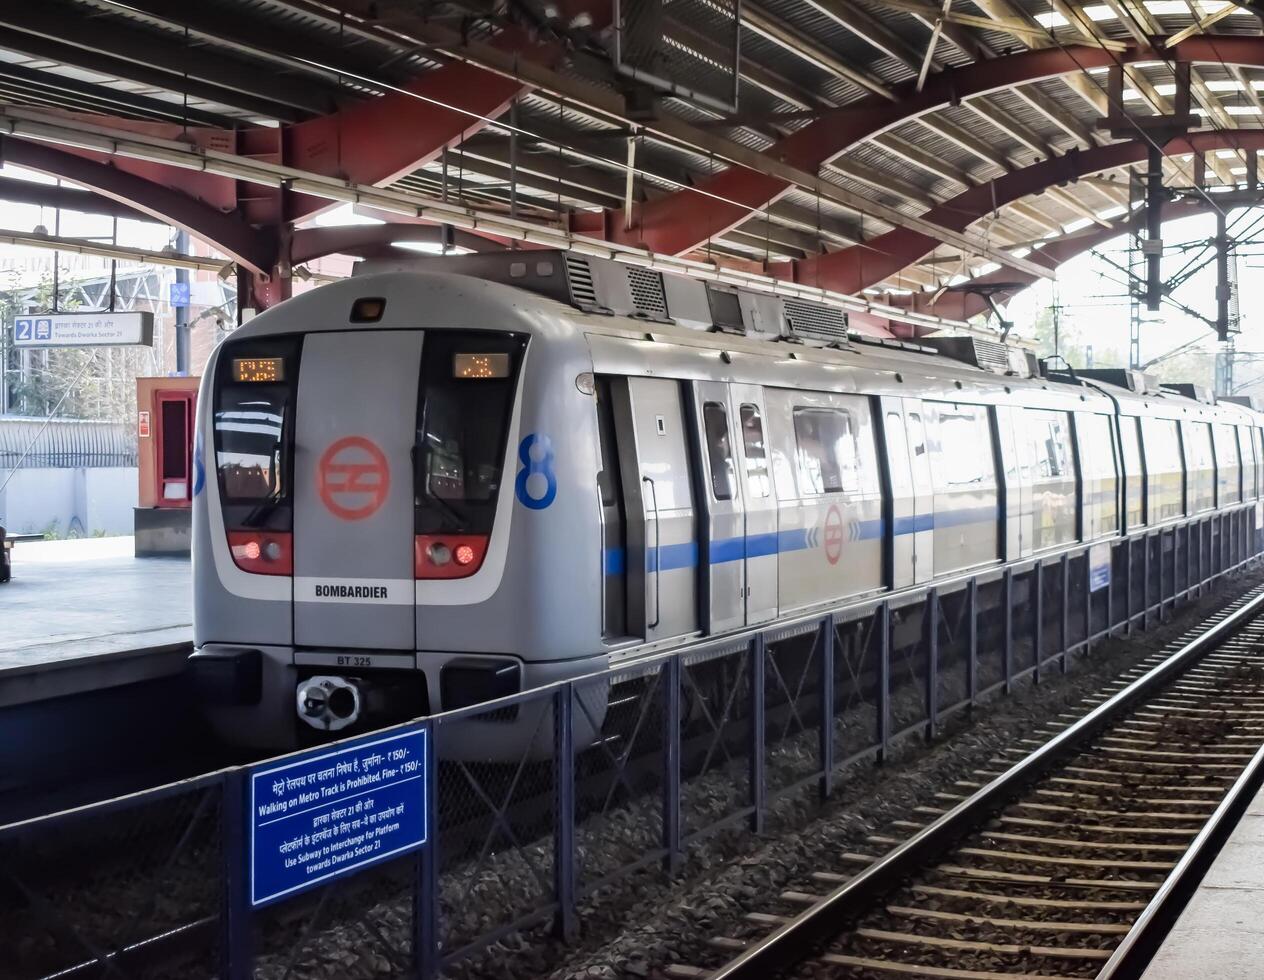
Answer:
603;505;997;574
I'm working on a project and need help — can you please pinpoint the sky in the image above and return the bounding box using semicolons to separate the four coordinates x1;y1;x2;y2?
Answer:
1001;205;1264;394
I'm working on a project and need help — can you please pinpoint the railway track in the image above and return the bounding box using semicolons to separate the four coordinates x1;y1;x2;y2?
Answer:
672;585;1264;980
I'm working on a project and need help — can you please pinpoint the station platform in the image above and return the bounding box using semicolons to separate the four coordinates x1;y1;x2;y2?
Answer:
0;535;190;707
1143;782;1264;979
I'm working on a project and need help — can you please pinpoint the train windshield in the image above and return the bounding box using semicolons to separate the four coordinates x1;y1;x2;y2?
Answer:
213;338;299;505
415;331;527;534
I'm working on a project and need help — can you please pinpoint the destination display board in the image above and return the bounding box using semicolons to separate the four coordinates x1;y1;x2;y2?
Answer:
12;311;154;347
249;726;427;907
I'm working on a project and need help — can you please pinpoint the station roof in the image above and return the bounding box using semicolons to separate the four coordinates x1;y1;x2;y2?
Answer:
0;0;1260;325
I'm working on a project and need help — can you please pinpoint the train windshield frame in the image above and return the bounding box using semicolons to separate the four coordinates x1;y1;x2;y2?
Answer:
415;330;528;536
212;336;301;528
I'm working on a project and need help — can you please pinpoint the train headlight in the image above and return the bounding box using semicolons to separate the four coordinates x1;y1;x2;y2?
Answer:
227;531;293;575
415;534;488;578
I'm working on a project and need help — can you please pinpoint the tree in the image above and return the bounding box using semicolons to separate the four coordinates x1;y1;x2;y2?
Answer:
1;266;152;421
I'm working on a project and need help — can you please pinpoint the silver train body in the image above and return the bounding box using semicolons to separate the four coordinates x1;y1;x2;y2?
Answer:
190;250;1264;755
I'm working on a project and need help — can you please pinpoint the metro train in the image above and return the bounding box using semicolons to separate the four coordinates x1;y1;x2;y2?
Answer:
189;249;1264;754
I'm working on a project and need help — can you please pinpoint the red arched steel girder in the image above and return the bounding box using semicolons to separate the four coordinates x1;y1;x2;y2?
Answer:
601;36;1264;257
785;129;1264;297
2;135;276;274
1;1;614;307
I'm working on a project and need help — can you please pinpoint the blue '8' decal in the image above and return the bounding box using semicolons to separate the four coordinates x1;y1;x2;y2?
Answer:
193;435;205;497
515;433;557;509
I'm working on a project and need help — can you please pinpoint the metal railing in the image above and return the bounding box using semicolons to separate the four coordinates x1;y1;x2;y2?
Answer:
2;507;1258;980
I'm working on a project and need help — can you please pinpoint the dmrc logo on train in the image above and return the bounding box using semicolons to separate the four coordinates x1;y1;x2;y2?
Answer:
318;436;390;521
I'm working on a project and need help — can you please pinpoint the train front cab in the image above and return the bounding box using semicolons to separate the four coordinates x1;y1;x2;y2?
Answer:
191;286;614;752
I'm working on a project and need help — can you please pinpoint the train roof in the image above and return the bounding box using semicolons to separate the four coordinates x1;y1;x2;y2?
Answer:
233;255;1259;427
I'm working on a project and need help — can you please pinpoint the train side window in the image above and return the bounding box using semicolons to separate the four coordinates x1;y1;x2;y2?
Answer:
928;404;994;490
739;404;771;498
1028;411;1072;479
1214;422;1241;506
793;407;856;495
885;411;913;493
1239;425;1257;501
702;401;735;501
1118;416;1145;528
1184;421;1215;513
1141;417;1184;521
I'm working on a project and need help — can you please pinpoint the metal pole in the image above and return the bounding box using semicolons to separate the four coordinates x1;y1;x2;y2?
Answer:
175;229;190;374
819;615;835;801
749;634;766;833
1145;144;1163;312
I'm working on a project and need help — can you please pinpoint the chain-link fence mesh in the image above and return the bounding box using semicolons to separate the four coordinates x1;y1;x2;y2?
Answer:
832;610;883;764
1;778;223;980
253;854;414;980
17;526;1259;980
764;623;824;800
1011;568;1037;682
1038;561;1066;668
937;587;972;714
976;576;1007;692
573;665;667;893
432;690;558;960
679;643;752;840
889;601;929;736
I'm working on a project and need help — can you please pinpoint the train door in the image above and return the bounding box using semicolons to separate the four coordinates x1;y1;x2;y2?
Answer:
732;385;778;625
880;397;915;589
692;381;745;633
905;403;935;584
884;398;934;586
610;377;699;642
292;330;422;651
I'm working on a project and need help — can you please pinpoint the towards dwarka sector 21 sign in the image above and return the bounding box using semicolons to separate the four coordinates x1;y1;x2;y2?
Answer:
13;311;154;347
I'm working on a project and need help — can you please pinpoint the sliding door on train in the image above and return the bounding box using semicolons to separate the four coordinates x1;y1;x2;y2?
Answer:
691;381;780;633
731;384;779;625
606;377;700;643
880;397;934;589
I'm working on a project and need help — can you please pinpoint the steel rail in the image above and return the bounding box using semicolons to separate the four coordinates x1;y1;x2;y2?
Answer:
711;583;1264;980
1098;715;1264;978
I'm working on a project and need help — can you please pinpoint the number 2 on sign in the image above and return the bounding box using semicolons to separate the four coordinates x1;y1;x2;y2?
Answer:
515;433;557;509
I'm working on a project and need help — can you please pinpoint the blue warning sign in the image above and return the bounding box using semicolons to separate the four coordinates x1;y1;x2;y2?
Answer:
248;726;427;907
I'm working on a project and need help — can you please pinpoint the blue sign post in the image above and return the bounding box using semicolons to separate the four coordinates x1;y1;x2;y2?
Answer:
249;726;428;907
169;281;191;307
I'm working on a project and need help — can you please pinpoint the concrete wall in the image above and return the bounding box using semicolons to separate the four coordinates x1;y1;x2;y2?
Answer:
0;467;137;536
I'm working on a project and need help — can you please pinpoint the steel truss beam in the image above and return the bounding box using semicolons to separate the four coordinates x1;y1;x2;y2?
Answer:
268;0;1050;278
606;37;1264;258
0;107;969;333
797;130;1264;297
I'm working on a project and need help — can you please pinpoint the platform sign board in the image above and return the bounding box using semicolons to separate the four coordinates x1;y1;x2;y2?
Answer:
1089;542;1111;592
12;311;154;348
249;726;427;907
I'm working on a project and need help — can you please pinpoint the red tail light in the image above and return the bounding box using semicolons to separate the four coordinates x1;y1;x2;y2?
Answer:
228;531;293;575
415;534;487;579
